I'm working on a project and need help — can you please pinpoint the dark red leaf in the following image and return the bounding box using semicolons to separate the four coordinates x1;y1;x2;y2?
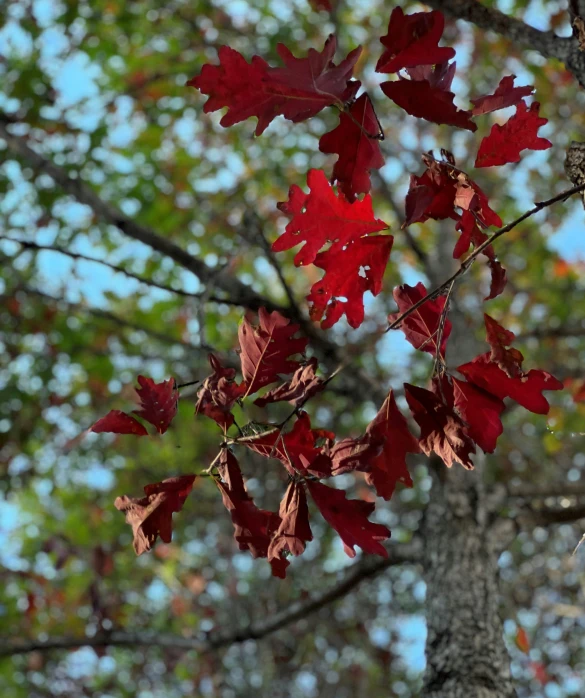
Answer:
471;75;534;116
483;314;524;377
331;390;420;500
307;480;390;557
188;35;361;136
114;475;197;555
243;411;333;478
273;168;387;266
486;259;508;300
376;8;455;74
474;101;551;168
457;354;563;415
381;69;477;132
91;410;148;437
308;234;393;329
133;376;178;434
254;358;325;408
195;354;246;430
388;282;451;357
268;481;313;561
216;449;247;500
238;308;308;397
319;93;385;201
215;468;287;577
452;378;504;453
404;383;475;469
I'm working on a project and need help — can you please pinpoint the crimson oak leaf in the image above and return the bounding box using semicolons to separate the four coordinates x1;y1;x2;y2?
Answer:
331;390;419;500
133;376;178;435
319;93;385;201
91;410;148;437
483;314;524;377
405;383;475;469
308;234;393;329
388;282;451;357
114;475;197;555
188;35;361;136
452;378;505;453
268;481;313;561
458;354;563;415
381;64;477;132
239;308;308;397
376;8;455;74
254;358;325;408
273;168;387;266
470;75;534;116
307;480;390;558
215;469;287;578
475;101;552;168
195;354;246;430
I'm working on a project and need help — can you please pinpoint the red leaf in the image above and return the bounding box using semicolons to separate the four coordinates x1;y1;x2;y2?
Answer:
91;410;148;436
331;390;420;500
405;153;501;229
381;67;477;132
254;358;325;408
188;35;361;136
515;626;531;653
216;449;247;500
457;354;563;415
474;101;551;168
268;481;313;560
114;475;197;555
215;460;287;577
243;411;333;478
308;234;393;329
405;383;475;469
483;314;524;378
307;480;390;557
388;282;451;357
195;354;246;430
452;378;504;453
319;93;385;201
486;259;507;300
376;8;455;74
133;376;178;434
238;308;308;397
471;75;534;116
273;168;387;266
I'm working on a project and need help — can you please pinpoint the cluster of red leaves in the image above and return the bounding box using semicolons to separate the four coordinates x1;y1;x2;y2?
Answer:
390;294;562;467
91;8;562;580
190;7;551;329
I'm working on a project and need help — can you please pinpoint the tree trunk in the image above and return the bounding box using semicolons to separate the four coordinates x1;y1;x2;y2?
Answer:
421;462;517;698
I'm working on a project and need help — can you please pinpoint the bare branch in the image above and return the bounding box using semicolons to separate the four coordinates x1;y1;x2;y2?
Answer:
425;0;571;62
521;504;585;526
516;325;585;341
0;115;286;316
0;541;421;659
508;482;585;499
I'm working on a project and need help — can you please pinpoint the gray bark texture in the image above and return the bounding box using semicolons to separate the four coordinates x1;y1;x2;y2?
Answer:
421;465;516;698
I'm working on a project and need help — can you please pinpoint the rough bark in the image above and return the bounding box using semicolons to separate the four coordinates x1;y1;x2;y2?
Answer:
421;463;517;698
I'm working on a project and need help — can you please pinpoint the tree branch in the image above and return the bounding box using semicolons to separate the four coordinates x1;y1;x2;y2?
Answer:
508;482;585;499
0;541;421;659
0;116;286;315
520;504;585;526
425;0;571;62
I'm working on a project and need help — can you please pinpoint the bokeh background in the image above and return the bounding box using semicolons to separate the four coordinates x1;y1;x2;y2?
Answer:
1;0;585;696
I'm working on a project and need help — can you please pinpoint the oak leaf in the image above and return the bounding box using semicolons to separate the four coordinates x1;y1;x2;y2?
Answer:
91;410;148;437
475;101;551;168
114;475;197;555
273;168;387;266
188;36;361;136
452;378;505;453
307;480;390;557
471;75;534;116
133;376;178;434
254;358;325;408
239;308;307;397
319;93;385;201
376;8;455;74
195;354;246;430
268;481;313;561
